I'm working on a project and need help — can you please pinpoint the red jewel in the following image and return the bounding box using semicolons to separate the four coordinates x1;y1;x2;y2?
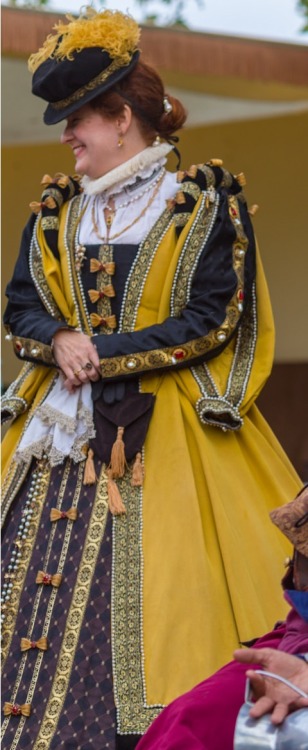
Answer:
173;349;185;360
12;705;21;715
15;341;22;352
230;207;237;217
237;289;244;301
42;574;52;585
60;511;67;519
30;641;36;648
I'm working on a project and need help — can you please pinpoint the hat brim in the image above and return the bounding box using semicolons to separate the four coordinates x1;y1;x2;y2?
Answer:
42;50;139;125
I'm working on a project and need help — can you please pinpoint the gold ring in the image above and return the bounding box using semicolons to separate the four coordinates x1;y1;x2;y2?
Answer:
73;368;84;377
84;362;92;371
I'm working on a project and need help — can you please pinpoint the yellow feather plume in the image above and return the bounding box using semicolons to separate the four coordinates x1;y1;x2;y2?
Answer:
28;8;140;73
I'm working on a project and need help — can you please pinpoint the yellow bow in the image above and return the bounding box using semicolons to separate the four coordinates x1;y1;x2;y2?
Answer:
90;259;115;275
3;703;32;717
35;571;62;587
20;637;48;652
90;313;116;329
88;285;115;303
50;508;78;522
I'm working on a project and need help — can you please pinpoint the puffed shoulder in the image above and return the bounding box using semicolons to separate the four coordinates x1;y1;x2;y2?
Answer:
28;172;82;259
171;158;250;233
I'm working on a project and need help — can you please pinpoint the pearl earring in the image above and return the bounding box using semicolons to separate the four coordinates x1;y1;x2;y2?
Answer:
118;137;123;148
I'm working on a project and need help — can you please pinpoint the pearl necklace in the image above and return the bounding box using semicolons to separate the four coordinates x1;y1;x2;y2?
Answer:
91;169;166;242
102;166;165;212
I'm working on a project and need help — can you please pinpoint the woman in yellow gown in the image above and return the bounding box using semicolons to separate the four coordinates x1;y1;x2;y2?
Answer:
1;8;301;750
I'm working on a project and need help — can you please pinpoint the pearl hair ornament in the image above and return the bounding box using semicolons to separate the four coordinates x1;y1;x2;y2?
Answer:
163;96;173;114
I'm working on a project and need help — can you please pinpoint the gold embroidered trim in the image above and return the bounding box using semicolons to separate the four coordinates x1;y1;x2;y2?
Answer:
193;195;256;430
51;58;125;110
112;471;163;734
97;244;116;334
30;226;62;319
41;217;59;231
119;207;173;334
32;466;109;750
66;195;93;334
11;336;55;365
1;460;51;667
4;462;82;750
181;181;201;201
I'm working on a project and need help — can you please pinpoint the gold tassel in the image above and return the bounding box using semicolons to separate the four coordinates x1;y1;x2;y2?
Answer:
131;452;144;486
248;204;259;216
107;470;127;515
90;258;115;275
235;172;246;187
110;426;126;478
175;191;186;205
90;313;117;329
88;285;115;303
207;158;223;167
83;448;97;485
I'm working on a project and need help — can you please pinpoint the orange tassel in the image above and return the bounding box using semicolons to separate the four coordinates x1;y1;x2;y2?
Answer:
131;452;144;486
107;470;126;515
83;448;97;485
29;201;43;214
110;426;126;478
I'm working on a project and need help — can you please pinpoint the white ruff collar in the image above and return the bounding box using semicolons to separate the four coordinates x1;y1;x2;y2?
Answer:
81;143;173;196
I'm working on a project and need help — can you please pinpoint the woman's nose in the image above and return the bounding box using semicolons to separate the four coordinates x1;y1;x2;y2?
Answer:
60;125;71;144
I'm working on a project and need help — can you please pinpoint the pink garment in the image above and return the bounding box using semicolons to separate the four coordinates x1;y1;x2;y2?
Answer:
136;613;307;750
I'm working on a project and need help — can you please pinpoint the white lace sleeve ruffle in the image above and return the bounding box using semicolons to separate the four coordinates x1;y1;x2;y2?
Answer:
14;373;95;466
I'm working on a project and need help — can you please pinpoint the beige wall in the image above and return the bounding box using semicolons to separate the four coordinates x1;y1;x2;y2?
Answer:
2;109;308;386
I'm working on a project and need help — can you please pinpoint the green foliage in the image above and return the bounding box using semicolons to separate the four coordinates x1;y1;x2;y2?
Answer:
297;0;308;31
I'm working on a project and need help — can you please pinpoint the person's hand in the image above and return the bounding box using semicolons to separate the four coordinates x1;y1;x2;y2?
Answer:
234;647;308;725
52;329;101;392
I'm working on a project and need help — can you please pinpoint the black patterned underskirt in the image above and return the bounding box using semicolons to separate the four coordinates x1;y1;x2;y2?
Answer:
1;457;142;750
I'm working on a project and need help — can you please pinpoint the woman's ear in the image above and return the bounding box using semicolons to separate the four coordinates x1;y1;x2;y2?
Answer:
116;104;133;136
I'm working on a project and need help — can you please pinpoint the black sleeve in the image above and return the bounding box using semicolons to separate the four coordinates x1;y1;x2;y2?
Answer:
93;191;256;380
3;216;71;366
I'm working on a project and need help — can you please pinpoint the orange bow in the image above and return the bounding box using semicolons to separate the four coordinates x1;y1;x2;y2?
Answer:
36;571;62;587
3;703;32;717
88;284;115;303
90;259;115;275
90;313;116;329
50;508;78;522
20;637;48;652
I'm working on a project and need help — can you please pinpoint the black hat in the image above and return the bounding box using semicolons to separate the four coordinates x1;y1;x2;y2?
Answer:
29;8;141;125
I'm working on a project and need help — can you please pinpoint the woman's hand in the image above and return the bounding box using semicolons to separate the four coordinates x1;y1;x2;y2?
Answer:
234;647;308;724
52;329;101;392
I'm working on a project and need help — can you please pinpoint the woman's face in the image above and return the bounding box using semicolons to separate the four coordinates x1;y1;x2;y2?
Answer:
60;104;122;179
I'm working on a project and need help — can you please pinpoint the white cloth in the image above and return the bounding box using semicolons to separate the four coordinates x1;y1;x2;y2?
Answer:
15;373;95;466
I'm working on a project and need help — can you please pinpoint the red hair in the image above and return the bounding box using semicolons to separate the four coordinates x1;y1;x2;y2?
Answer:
90;60;187;143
